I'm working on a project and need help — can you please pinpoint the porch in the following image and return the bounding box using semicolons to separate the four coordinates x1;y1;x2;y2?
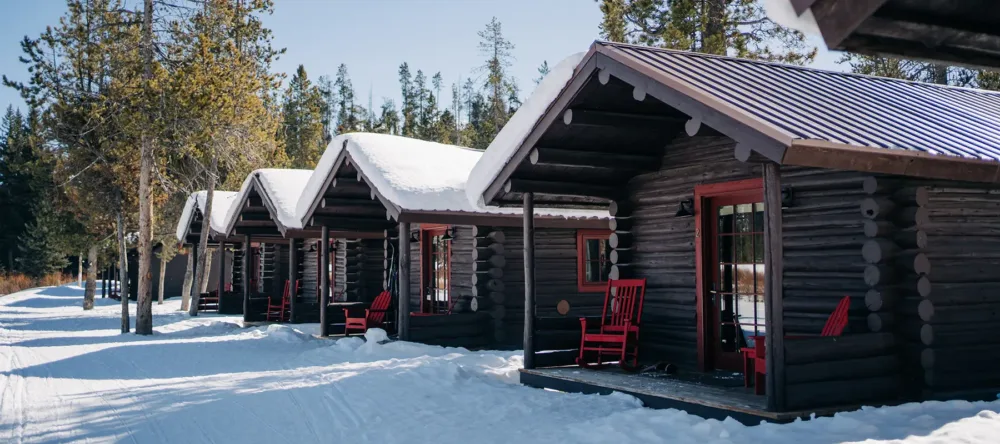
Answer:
519;366;855;425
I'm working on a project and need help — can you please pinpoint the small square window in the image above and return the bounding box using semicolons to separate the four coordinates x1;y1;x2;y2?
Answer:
577;230;611;292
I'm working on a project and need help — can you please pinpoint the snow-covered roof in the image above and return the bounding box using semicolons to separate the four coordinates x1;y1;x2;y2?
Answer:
465;53;585;209
174;191;239;242
224;168;313;235
761;0;820;37
297;132;608;224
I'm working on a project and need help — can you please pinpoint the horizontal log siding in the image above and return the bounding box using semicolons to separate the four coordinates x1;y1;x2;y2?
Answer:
361;239;384;304
334;239;347;300
450;226;475;311
624;136;760;367
300;239;319;303
408;312;493;349
864;176;1000;397
506;227;597;352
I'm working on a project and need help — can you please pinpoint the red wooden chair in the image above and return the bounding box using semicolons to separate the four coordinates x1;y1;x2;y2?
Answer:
576;279;647;370
742;295;851;395
344;290;392;335
265;280;299;322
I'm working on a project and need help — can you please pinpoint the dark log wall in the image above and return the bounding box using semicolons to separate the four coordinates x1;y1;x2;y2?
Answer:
779;167;900;409
450;226;475;311
863;176;1000;398
503;227;595;352
232;247;244;294
301;239;319;302
361;238;383;303
408;312;493;349
335;239;347;299
616;135;761;367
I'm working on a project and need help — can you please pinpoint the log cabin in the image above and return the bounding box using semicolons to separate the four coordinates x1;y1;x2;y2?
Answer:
220;168;384;324
175;190;240;313
772;0;1000;69
295;132;609;348
470;42;1000;423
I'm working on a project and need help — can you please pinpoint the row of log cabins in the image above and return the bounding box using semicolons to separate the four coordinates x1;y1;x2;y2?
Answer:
174;133;609;350
464;41;1000;421
175;39;1000;423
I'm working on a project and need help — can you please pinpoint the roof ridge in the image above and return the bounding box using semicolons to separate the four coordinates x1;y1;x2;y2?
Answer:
597;41;1000;97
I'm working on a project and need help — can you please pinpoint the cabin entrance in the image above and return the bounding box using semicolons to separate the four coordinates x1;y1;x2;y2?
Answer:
420;226;451;314
696;179;766;371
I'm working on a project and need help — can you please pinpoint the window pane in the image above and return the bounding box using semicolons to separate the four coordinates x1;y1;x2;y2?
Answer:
583;237;609;284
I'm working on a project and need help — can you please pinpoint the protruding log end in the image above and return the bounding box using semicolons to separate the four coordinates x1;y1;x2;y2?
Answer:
684;118;702;137
562;109;573;125
598;69;610;85
862;238;899;264
867;312;893;332
920;347;934;369
918;298;934;322
920;324;933;346
529;149;539;165
632;86;646;101
734;144;751;162
503;180;512;193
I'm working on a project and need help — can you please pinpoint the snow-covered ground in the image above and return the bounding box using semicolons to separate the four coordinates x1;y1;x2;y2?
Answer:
1;285;999;443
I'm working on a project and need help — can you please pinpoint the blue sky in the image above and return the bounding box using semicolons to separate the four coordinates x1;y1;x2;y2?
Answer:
0;0;843;113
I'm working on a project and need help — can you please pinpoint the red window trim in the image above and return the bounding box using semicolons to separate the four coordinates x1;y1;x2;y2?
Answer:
693;177;764;371
576;229;612;293
419;224;452;314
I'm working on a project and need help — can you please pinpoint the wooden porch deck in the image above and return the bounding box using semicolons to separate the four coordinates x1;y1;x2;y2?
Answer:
520;367;857;425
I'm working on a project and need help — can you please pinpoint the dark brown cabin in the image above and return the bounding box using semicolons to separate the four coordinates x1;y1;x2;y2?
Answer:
296;133;609;347
175;191;242;313
785;0;1000;69
475;41;1000;424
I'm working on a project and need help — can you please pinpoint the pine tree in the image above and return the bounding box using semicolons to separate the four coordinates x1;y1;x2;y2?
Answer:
597;0;816;64
16;199;70;278
398;63;416;137
838;54;996;89
0;107;39;270
334;64;366;134
534;61;551;85
317;75;335;142
476;17;516;149
282;65;326;168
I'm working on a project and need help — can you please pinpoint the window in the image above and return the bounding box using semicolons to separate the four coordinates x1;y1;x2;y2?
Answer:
421;226;451;313
577;230;612;292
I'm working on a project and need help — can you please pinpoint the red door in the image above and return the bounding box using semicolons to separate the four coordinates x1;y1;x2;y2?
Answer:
696;180;766;371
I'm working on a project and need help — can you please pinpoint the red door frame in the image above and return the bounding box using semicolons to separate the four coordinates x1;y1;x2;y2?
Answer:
694;178;763;371
418;224;451;314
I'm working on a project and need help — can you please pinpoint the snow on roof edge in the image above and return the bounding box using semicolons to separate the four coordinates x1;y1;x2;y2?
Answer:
174;190;239;242
295;139;348;227
224;168;313;236
465;53;587;209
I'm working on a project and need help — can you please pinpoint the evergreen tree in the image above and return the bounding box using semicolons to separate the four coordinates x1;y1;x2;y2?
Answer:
476;17;516;148
838;54;997;89
317;75;335;141
282;65;326;168
16;199;70;278
0;107;39;270
596;0;816;64
534;61;550;85
398;63;416;137
334;64;366;133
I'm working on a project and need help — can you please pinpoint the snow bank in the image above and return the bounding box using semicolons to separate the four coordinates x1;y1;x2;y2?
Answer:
174;190;239;241
223;168;313;234
297;132;607;224
465;53;585;208
4;284;1000;444
762;0;820;37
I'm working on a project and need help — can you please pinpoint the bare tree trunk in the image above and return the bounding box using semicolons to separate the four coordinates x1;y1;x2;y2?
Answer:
135;0;155;335
933;64;949;85
181;250;193;311
190;156;218;316
83;245;97;310
199;251;213;293
157;255;166;305
117;210;130;333
78;251;83;287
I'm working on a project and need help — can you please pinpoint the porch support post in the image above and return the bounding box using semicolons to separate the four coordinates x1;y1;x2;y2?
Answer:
288;238;298;323
319;227;330;336
398;221;411;340
242;235;251;322
217;242;226;309
763;163;786;411
101;267;107;298
523;192;536;370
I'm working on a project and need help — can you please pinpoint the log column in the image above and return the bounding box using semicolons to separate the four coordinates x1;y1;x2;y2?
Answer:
288;238;298;323
398;221;411;340
763;163;786;412
241;235;251;322
319;226;330;336
473;226;505;344
608;200;634;280
523;192;536;369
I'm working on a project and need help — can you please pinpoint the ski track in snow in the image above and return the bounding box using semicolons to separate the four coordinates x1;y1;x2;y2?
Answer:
1;285;999;444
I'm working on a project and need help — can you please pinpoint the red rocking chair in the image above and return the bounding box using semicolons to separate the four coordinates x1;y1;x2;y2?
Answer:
344;290;392;335
266;280;299;322
576;278;647;370
742;295;851;394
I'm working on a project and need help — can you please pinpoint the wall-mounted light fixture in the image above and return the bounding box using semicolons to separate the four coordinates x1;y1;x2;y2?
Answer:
409;232;419;243
781;186;795;209
675;198;695;217
442;227;454;241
